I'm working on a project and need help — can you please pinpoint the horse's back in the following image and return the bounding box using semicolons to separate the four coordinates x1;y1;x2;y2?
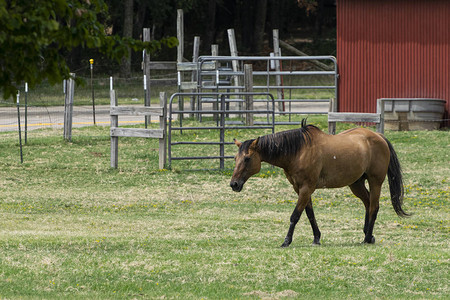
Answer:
338;128;390;179
336;127;387;147
334;128;389;162
313;128;390;188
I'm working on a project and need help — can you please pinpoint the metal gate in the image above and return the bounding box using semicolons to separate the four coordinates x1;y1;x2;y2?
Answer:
196;55;338;124
168;92;275;169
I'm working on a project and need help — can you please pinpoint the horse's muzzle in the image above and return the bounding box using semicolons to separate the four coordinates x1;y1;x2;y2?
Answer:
230;180;243;192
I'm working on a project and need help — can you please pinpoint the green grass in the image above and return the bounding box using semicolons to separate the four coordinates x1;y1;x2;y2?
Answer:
0;118;449;299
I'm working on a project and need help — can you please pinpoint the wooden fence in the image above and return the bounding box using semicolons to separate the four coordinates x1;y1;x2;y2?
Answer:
110;90;167;169
328;98;385;134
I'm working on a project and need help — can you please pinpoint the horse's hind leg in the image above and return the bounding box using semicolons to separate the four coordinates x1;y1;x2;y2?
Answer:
363;179;382;244
349;177;370;235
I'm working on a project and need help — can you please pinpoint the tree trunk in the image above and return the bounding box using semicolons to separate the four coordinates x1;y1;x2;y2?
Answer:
234;0;252;52
252;0;268;54
121;0;133;78
268;0;280;49
204;0;217;50
315;0;325;36
240;0;254;52
134;1;147;38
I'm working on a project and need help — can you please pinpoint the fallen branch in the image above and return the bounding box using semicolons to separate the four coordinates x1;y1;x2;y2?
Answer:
279;40;333;71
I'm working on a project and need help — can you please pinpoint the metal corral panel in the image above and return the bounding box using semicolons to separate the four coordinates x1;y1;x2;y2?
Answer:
337;0;450;123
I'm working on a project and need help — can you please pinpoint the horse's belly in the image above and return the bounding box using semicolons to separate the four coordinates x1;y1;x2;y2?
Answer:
316;174;362;189
316;159;366;188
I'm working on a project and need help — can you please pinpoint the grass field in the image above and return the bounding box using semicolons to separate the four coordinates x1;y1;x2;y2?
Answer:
0;117;449;299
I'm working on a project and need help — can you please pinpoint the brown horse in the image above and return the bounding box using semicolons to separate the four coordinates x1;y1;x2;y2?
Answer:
230;120;409;247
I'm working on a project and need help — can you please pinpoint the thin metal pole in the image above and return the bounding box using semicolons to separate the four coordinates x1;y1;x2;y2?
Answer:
16;91;23;163
215;69;219;125
168;94;173;169
24;82;28;143
144;74;148;128
333;58;338;112
177;72;183;134
266;59;271;124
143;28;151;128
90;59;96;125
288;60;292;123
219;94;225;169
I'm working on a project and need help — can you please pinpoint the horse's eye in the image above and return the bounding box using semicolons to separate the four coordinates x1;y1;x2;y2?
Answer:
244;156;250;163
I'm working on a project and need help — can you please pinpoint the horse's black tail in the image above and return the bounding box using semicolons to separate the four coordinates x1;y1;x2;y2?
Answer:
383;136;410;217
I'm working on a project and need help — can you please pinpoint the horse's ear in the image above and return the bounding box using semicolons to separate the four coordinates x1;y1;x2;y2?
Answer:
233;138;242;148
250;137;260;150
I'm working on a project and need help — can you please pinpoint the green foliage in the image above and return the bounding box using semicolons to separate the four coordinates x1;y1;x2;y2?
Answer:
297;0;318;15
0;0;177;99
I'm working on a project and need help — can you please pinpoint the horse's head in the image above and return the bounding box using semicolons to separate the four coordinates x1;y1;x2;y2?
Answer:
230;138;262;192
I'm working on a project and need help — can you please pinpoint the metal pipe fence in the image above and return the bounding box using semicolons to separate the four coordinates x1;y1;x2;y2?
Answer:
196;55;338;124
168;92;276;170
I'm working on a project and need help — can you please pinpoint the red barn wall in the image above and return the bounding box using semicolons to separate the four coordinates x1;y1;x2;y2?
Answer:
337;0;450;120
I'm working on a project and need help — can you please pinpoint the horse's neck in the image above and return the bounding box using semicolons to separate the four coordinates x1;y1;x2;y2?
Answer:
259;150;293;170
258;131;322;169
262;158;287;170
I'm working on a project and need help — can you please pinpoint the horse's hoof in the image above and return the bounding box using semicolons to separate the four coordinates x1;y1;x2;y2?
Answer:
280;242;290;248
312;241;321;246
363;236;375;244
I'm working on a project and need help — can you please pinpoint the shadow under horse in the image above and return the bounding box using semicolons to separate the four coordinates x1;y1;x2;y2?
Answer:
230;120;410;247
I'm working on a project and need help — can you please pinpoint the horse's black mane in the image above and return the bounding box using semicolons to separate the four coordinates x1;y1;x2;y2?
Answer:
239;119;320;160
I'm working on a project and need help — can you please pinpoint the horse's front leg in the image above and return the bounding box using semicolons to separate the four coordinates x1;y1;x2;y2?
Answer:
305;199;321;245
281;189;313;247
281;206;302;247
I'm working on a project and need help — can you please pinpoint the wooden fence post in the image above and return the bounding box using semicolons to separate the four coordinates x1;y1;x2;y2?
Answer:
211;44;220;121
63;73;75;141
177;9;185;120
190;36;200;117
273;29;284;112
244;64;254;126
159;92;167;169
227;29;239;85
328;98;336;135
211;44;219;56
177;9;184;64
110;77;118;168
377;98;385;134
110;91;165;169
227;28;241;114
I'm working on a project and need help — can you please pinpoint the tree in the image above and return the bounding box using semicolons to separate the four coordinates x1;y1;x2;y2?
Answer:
0;0;177;99
204;0;217;49
120;0;134;78
251;0;267;54
233;0;268;54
